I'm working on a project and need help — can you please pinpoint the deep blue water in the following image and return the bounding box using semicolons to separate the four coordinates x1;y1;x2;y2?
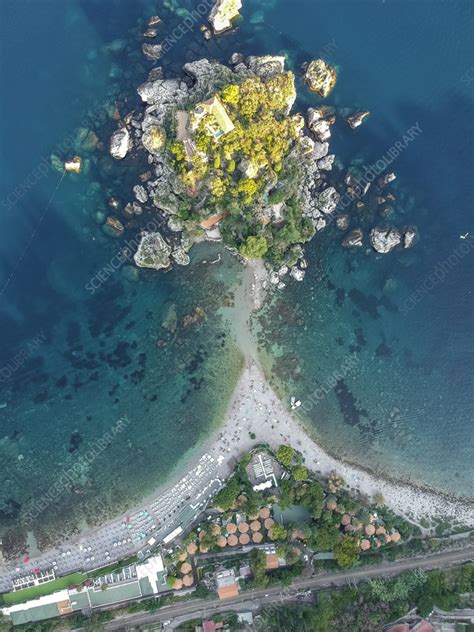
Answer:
0;0;472;555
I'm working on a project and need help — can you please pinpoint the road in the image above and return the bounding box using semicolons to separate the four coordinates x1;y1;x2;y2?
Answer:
101;546;473;631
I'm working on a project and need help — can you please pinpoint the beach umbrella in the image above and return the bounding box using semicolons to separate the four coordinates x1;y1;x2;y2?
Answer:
375;526;386;535
360;539;371;551
264;518;274;530
186;543;198;555
228;534;238;546
258;507;270;519
211;524;221;536
178;551;188;561
391;531;401;542
173;579;183;590
182;574;193;587
217;536;227;548
199;544;209;553
181;562;192;574
238;522;249;533
252;532;263;543
250;520;261;532
239;533;250;545
226;523;237;534
365;524;375;536
198;530;207;540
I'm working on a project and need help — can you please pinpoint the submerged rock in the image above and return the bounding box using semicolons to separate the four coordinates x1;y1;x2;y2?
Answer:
346;111;370;129
403;226;417;249
109;127;131;160
290;267;305;282
317;154;335;171
142;43;163;60
336;214;350;231
134;232;172;270
208;0;242;34
102;216;125;238
370;226;402;253
378;172;396;188
303;59;337;97
342;228;364;248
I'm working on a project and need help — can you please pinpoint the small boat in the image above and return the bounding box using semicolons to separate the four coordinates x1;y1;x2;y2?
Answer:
460;232;469;240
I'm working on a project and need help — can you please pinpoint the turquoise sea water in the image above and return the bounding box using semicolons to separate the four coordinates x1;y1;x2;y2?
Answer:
0;0;472;556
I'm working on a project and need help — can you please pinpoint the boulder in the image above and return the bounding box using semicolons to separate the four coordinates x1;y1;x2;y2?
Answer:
342;228;364;248
229;52;245;65
310;119;331;142
378;172;396;188
403;226;417;249
370;226;402;253
303;59;337;97
317;187;340;214
109;127;131;160
134;232;172;270
290;267;305;281
317;154;335;171
133;185;148;204
142;43;163;60
172;248;191;265
141;125;166;155
246;55;286;79
312;141;329;160
208;0;242;34
346;111;370;129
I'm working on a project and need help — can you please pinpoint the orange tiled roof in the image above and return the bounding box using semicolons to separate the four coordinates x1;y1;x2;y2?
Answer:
200;211;228;229
265;553;279;570
218;583;239;599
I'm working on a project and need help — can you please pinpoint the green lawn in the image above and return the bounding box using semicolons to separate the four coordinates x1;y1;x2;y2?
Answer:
2;572;87;606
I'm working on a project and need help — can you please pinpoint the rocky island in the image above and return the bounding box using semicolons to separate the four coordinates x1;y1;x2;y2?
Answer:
109;55;341;284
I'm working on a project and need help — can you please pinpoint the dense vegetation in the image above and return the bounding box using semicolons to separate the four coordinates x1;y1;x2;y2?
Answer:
169;73;315;263
260;564;474;632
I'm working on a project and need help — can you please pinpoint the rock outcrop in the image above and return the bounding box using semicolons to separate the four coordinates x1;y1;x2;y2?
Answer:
304;59;337;97
403;226;417;249
134;232;171;270
109;127;131;160
370;226;402;253
246;55;286;79
208;0;242;34
142;43;163;60
346;111;370;129
317;187;340;214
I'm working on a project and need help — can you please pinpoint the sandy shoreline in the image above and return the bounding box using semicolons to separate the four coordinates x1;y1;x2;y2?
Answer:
1;260;472;590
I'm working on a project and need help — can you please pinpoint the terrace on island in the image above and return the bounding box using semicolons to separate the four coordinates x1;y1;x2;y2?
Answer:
192;96;235;140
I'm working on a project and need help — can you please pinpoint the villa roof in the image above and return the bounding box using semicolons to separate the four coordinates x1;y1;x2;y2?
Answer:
199;96;235;135
265;554;279;570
